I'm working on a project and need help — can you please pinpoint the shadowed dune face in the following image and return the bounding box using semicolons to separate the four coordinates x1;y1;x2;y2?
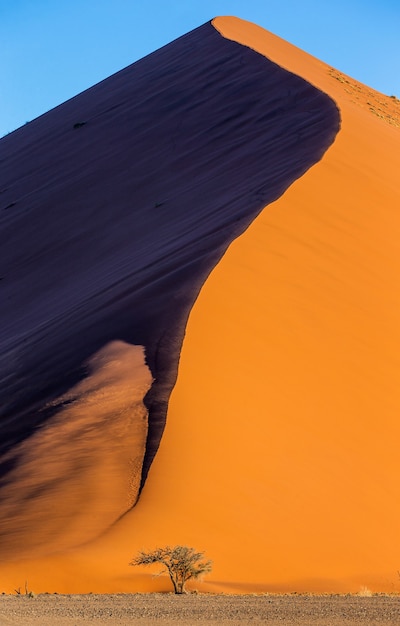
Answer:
0;21;339;559
0;341;151;558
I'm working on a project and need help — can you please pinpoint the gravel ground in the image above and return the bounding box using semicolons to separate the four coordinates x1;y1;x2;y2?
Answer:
1;593;400;625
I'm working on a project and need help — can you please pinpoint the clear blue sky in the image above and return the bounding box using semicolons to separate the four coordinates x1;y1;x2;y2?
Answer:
1;0;399;136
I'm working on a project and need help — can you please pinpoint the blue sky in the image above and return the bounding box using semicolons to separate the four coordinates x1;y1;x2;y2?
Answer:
1;0;399;136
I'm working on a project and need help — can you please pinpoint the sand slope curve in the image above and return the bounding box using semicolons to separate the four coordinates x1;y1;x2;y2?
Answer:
116;17;399;593
0;18;338;571
60;17;400;594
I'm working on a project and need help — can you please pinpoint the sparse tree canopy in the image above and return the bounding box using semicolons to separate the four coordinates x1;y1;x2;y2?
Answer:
129;545;212;594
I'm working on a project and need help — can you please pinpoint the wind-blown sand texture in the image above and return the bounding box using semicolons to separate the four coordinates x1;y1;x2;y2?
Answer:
0;16;399;594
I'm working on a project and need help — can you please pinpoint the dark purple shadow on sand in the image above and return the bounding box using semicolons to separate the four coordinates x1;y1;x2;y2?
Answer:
0;22;339;502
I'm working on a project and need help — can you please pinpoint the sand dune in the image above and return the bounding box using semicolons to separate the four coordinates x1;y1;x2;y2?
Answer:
1;16;399;593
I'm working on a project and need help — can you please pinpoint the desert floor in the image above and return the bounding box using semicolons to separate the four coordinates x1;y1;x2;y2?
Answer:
1;593;400;625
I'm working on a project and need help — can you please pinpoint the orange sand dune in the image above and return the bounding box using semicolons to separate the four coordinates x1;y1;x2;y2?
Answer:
1;16;400;593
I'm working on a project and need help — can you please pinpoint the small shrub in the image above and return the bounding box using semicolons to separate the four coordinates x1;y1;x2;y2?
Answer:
358;586;373;597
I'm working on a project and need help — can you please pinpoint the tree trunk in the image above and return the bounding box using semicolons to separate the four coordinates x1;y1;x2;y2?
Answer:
177;580;185;594
167;569;179;594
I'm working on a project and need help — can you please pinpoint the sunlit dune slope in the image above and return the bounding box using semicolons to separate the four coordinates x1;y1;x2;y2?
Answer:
0;19;338;568
119;17;398;593
37;16;400;594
